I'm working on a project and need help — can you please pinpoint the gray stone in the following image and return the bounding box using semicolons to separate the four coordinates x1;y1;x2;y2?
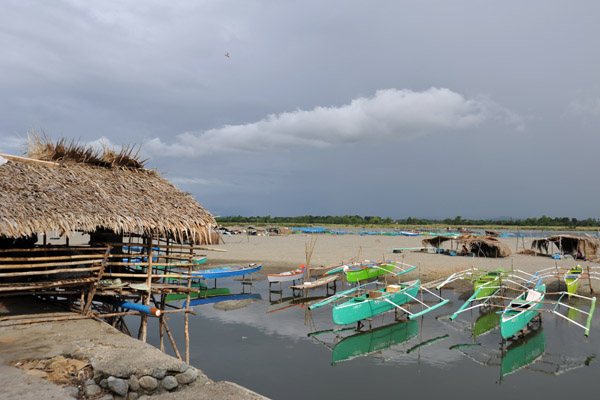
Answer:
64;386;80;398
85;378;96;386
85;384;103;397
98;394;114;400
161;375;178;391
138;375;158;391
100;378;109;388
176;367;198;384
128;375;140;392
94;369;104;382
178;363;189;373
151;368;166;379
127;392;139;400
108;376;129;397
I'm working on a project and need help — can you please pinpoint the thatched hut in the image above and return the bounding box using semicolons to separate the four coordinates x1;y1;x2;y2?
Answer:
422;234;512;258
0;137;217;341
531;235;599;260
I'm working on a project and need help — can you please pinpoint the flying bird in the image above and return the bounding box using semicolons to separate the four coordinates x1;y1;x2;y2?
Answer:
225;52;230;57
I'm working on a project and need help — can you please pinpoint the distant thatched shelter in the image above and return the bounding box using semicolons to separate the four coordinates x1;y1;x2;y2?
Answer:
531;235;599;260
422;234;512;258
0;136;216;244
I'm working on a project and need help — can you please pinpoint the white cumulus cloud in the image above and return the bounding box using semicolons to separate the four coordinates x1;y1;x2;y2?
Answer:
145;87;512;157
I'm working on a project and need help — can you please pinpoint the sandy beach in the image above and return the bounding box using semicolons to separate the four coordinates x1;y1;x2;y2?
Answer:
202;233;592;290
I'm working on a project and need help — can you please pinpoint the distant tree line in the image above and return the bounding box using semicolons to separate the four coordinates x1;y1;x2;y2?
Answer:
215;215;600;228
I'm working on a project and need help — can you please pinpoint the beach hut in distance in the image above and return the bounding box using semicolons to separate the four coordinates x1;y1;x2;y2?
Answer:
0;136;217;346
422;234;512;258
531;235;599;260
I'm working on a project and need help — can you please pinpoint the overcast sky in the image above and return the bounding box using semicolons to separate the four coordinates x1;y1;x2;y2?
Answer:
1;1;599;219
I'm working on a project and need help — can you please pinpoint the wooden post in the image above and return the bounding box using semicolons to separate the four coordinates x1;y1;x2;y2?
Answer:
159;294;165;352
141;235;154;342
588;266;595;294
185;251;192;363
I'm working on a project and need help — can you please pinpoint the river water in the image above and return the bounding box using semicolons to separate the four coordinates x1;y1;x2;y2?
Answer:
145;277;599;399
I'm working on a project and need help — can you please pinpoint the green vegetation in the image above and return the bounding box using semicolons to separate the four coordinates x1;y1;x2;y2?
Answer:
215;215;600;230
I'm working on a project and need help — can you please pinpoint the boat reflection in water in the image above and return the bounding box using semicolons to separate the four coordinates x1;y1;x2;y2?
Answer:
184;292;262;309
500;327;546;380
331;320;419;365
450;323;545;383
472;308;501;339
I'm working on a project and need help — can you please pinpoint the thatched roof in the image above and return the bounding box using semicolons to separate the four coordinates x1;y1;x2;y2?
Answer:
531;235;599;260
422;234;512;258
0;138;216;244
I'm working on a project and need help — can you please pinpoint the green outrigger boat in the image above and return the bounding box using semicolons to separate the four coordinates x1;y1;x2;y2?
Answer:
331;320;418;364
500;284;545;339
325;261;416;283
344;261;397;283
436;267;505;300
473;269;504;299
565;265;583;295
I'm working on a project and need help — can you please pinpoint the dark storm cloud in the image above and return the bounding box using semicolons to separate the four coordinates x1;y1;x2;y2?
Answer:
1;1;600;218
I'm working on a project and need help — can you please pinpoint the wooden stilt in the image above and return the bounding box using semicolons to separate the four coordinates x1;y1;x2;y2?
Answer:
163;319;182;360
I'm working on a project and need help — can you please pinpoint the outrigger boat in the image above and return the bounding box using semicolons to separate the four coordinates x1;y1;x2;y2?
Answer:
500;284;545;339
187;263;263;279
325;260;416;283
449;272;597;339
267;265;306;291
310;264;448;325
434;267;506;300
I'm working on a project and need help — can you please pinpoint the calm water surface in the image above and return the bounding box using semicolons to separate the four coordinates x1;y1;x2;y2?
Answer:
144;277;599;399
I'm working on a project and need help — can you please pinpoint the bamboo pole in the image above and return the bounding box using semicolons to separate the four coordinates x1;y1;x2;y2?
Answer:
83;247;110;315
0;253;108;262
163;318;182;360
0;247;109;253
0;266;101;277
101;242;226;252
159;294;165;352
0;260;104;270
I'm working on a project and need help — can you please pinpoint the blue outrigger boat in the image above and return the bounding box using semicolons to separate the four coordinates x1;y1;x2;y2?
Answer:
187;263;263;279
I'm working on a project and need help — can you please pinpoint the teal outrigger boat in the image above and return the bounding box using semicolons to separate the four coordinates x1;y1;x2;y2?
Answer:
332;280;420;325
500;284;545;339
310;264;449;325
331;320;418;364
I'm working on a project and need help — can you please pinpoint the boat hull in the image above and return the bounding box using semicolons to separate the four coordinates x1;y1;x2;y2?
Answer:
500;285;545;339
346;262;396;283
190;263;263;279
473;269;503;299
332;280;419;325
565;266;582;295
267;265;306;283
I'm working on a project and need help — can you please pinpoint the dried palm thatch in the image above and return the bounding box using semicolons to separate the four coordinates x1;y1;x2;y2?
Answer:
422;234;512;258
27;132;148;169
0;137;216;244
531;235;599;260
